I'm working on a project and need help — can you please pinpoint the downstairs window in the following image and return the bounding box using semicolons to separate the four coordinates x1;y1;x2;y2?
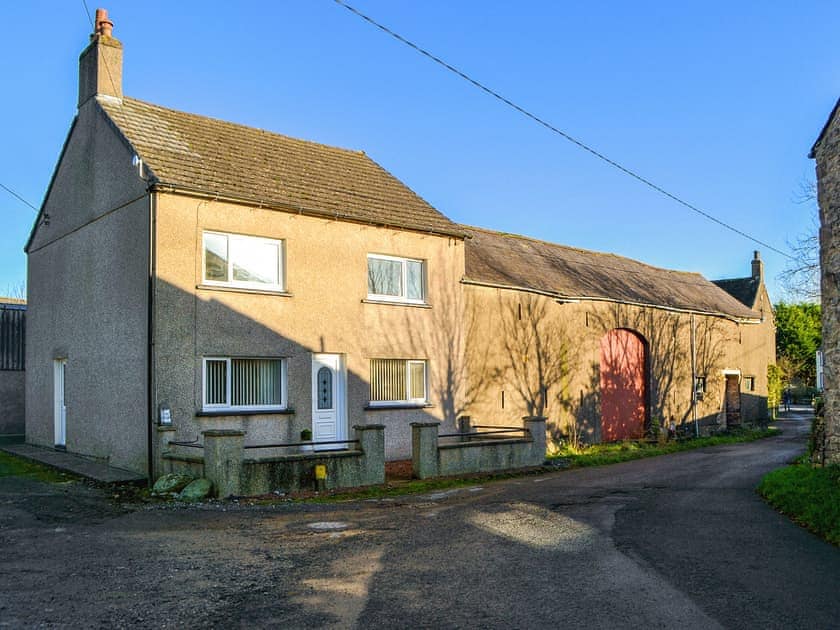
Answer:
203;357;287;411
369;359;427;405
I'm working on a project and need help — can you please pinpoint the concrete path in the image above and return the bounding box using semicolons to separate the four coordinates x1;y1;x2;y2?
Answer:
0;413;836;628
1;442;146;483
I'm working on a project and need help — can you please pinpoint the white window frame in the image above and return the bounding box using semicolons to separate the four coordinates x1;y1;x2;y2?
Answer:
202;357;288;411
202;231;285;291
366;254;426;304
369;358;429;407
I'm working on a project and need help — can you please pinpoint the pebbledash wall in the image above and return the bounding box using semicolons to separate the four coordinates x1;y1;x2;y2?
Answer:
812;99;840;465
463;286;775;445
25;98;150;473
151;191;464;477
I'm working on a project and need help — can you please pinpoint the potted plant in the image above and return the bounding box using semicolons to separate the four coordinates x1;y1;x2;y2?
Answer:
299;428;313;453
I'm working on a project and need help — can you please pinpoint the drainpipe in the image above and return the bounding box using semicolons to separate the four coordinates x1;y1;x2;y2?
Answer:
690;313;699;438
146;191;157;482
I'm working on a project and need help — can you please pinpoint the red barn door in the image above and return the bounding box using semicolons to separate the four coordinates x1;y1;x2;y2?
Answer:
600;329;646;441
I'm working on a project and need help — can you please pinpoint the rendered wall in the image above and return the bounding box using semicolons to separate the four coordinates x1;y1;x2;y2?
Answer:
463;285;774;445
151;192;465;470
25;99;149;474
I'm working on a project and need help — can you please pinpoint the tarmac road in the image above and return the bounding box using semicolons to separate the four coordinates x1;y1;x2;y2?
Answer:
1;410;837;628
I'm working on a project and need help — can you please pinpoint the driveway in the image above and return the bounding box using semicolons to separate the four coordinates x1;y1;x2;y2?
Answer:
1;412;837;628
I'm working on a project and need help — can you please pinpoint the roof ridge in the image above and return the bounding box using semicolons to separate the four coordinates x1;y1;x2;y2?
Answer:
461;223;707;280
713;276;754;284
119;96;367;158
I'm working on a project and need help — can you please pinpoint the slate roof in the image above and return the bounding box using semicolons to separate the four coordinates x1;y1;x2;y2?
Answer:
711;277;758;309
462;226;759;320
97;97;463;237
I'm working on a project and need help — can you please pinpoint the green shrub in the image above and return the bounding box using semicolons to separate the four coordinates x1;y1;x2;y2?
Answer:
758;463;840;546
767;364;782;414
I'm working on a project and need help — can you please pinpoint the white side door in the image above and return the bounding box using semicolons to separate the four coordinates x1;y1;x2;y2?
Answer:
54;359;67;447
311;354;346;450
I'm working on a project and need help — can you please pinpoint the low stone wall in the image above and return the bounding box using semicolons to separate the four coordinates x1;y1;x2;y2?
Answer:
411;417;547;479
242;449;375;496
163;424;385;497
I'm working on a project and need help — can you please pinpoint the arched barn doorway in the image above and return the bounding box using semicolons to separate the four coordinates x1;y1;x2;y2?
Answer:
600;329;647;441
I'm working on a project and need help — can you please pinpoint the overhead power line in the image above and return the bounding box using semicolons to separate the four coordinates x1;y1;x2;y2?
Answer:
332;0;796;261
0;182;38;212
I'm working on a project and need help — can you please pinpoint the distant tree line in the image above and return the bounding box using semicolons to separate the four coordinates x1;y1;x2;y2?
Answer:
774;301;821;387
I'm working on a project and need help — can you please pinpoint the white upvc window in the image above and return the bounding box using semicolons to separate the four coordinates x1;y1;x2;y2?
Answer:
369;358;428;406
202;357;287;411
202;231;284;291
367;254;426;303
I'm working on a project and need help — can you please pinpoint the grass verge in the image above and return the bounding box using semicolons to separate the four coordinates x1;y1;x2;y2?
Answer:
758;461;840;546
0;450;78;483
548;427;780;468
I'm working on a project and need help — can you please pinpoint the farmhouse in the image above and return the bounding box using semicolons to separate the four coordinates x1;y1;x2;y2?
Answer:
25;11;775;479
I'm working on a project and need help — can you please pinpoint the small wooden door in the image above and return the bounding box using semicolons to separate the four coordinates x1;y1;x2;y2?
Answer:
54;359;67;447
311;354;346;450
725;374;741;426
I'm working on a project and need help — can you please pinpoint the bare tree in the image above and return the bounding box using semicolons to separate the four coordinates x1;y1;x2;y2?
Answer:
3;280;26;301
779;180;820;300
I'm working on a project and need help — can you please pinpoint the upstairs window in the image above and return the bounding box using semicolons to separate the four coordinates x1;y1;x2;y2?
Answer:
203;231;284;291
369;358;428;405
367;254;425;303
203;357;287;411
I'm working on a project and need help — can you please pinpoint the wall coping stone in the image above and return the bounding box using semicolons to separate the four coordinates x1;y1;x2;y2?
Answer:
410;421;441;428
353;424;386;431
244;451;363;464
162;453;203;464
438;438;531;450
202;429;246;437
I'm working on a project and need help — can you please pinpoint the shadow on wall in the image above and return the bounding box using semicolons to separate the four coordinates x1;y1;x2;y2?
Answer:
558;361;600;446
154;278;442;463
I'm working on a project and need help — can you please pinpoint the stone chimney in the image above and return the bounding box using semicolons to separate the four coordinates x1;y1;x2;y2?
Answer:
751;250;763;283
78;8;122;108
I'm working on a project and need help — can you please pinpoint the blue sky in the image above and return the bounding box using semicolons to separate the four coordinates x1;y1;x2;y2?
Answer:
1;1;838;300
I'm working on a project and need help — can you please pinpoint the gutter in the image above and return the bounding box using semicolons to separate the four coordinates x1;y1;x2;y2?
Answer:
460;278;762;324
150;182;468;241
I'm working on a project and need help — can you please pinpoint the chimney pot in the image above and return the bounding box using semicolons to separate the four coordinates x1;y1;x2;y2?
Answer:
95;8;114;37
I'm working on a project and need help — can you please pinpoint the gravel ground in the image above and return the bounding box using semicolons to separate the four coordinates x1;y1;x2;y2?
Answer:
1;413;837;628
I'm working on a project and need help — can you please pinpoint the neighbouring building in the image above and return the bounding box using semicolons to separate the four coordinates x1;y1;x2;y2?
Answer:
810;96;840;465
25;11;776;478
0;298;26;438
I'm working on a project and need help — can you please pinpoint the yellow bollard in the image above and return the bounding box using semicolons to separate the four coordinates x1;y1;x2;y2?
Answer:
314;464;327;491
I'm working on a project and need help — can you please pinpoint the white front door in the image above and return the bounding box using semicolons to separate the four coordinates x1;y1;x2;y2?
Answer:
54;359;67;447
311;354;346;450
